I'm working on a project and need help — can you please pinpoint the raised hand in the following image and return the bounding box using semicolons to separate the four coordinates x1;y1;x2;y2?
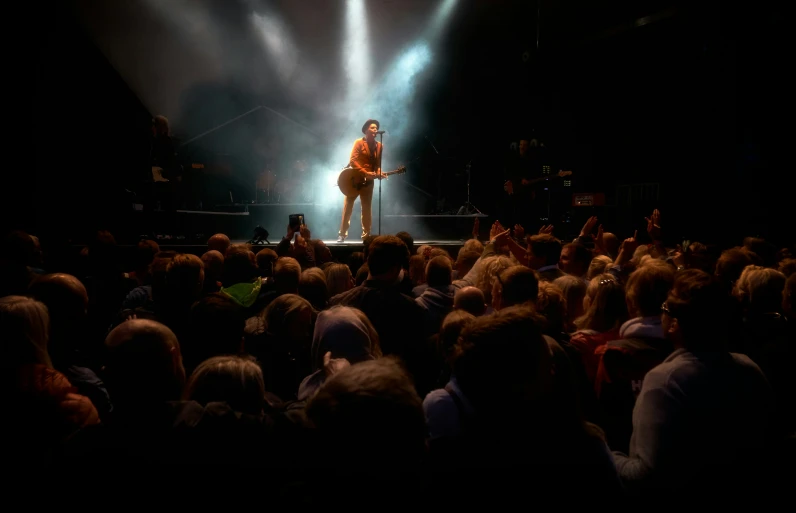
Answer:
472;217;480;239
623;230;640;255
489;221;501;241
493;228;511;247
513;224;526;240
580;215;599;237
646;209;661;241
299;224;311;240
538;224;554;235
595;224;606;253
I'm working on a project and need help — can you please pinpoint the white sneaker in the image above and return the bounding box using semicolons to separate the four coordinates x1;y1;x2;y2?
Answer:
336;236;345;243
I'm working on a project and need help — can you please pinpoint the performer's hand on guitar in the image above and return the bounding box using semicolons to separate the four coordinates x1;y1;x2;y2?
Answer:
521;178;531;186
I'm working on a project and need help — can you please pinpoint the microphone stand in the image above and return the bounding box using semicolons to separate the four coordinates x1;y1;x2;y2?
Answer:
378;132;384;235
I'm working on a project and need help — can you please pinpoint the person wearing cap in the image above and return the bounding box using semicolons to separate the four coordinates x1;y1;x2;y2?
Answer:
338;119;383;242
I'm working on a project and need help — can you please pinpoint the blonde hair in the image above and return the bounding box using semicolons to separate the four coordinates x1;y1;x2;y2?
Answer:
475;255;515;298
536;281;568;334
553;275;587;328
625;262;675;317
416;245;432;260
183;355;265;415
0;296;52;368
630;245;650;268
263;294;314;337
325;263;354;297
734;265;787;314
574;274;628;332
587;255;613;280
274;257;301;292
462;239;484;255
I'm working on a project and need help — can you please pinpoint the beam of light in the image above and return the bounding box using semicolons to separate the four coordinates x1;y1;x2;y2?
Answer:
311;0;460;237
343;0;371;121
315;42;432;209
250;11;299;84
426;0;458;40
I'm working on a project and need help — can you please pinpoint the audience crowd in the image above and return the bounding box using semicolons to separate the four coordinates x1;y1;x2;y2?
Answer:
2;211;794;501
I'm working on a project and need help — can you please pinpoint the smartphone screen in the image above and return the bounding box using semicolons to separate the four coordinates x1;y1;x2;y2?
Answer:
289;213;305;230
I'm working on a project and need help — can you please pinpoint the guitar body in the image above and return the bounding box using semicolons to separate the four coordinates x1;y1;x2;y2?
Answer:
337;167;370;197
337;165;407;197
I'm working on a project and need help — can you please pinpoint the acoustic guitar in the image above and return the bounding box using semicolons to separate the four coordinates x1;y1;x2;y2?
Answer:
337;165;406;197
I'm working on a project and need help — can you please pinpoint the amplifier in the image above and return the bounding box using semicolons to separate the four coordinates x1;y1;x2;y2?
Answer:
572;193;605;206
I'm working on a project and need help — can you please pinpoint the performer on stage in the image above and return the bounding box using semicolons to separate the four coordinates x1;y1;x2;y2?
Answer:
338;119;383;242
151;115;181;182
504;135;552;229
149;115;183;210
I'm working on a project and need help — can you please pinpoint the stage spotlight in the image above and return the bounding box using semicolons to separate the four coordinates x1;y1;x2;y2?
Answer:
344;0;371;113
249;225;270;245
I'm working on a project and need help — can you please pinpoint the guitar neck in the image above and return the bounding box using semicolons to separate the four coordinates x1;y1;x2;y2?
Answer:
527;173;567;185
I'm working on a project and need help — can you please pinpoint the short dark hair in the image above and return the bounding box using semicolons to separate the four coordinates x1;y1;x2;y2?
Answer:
395;231;414;255
255;248;278;277
306;358;426;466
564;242;593;266
367;236;409;276
715;248;754;287
667;269;732;348
426;256;453;287
223;244;258;286
528;234;562;266
134;240;160;270
362;235;377;259
185;292;247;372
453;307;548;409
626;263;675;317
497;266;539;308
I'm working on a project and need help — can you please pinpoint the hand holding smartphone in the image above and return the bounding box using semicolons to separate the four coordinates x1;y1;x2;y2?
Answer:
289;213;305;233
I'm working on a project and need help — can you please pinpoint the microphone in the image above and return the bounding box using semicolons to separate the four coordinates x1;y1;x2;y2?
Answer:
376;130;386;135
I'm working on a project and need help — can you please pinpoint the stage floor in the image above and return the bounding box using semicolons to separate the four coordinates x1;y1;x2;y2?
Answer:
148;239;468;250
